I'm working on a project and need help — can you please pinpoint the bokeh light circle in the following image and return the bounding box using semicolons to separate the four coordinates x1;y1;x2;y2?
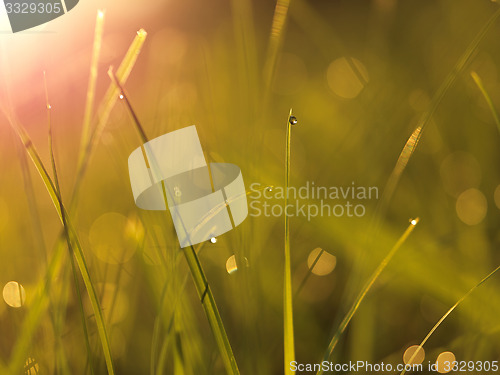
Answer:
3;281;26;308
307;248;336;276
327;57;369;99
435;351;456;374
494;184;500;209
403;345;425;365
456;188;487;225
89;213;143;264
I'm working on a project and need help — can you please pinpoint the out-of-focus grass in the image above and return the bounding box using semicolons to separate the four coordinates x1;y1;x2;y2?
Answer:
1;1;500;374
471;71;500;134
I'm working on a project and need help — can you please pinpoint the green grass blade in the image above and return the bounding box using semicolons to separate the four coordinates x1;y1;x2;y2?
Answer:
4;115;115;375
400;263;500;375
284;109;295;375
294;248;325;298
7;233;67;373
471;71;500;135
263;0;290;92
376;8;500;218
109;76;240;375
44;74;96;375
150;242;205;375
78;10;105;168
317;218;419;375
74;29;147;205
182;245;240;374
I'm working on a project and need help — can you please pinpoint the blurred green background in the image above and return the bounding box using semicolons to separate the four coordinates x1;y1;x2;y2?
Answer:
0;0;500;373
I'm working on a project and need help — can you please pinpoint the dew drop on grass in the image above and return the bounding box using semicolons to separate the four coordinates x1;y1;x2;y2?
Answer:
289;115;298;125
403;345;425;365
435;351;456;373
210;237;217;244
226;255;237;274
3;281;26;308
225;255;249;274
307;248;336;276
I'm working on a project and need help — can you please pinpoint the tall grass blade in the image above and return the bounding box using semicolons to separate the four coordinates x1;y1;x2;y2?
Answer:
471;71;500;135
3;114;115;375
108;73;240;375
150;242;205;375
376;126;422;219
263;0;290;93
294;248;325;298
317;218;419;375
74;29;147;204
377;8;500;218
400;263;500;375
284;109;295;375
79;10;105;168
44;73;96;375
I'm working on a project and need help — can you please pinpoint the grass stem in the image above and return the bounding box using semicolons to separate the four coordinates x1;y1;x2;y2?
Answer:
317;218;419;375
400;263;500;375
284;109;295;375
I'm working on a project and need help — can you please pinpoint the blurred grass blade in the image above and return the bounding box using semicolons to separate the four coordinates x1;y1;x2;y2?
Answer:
471;71;500;135
109;76;240;375
263;0;290;92
75;28;147;201
150;242;205;375
400;263;500;375
294;248;325;298
4;115;115;375
5;228;66;373
44;73;96;375
284;109;295;374
79;10;105;167
317;219;419;375
377;126;422;219
376;8;500;218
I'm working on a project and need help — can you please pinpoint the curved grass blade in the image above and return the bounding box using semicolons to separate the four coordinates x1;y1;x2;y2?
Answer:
4;114;115;375
294;248;325;298
400;263;500;375
263;0;291;94
79;10;105;168
0;26;146;375
74;29;147;206
150;242;205;375
284;109;295;375
376;8;500;219
44;73;96;375
471;71;500;135
109;73;240;375
317;218;419;375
